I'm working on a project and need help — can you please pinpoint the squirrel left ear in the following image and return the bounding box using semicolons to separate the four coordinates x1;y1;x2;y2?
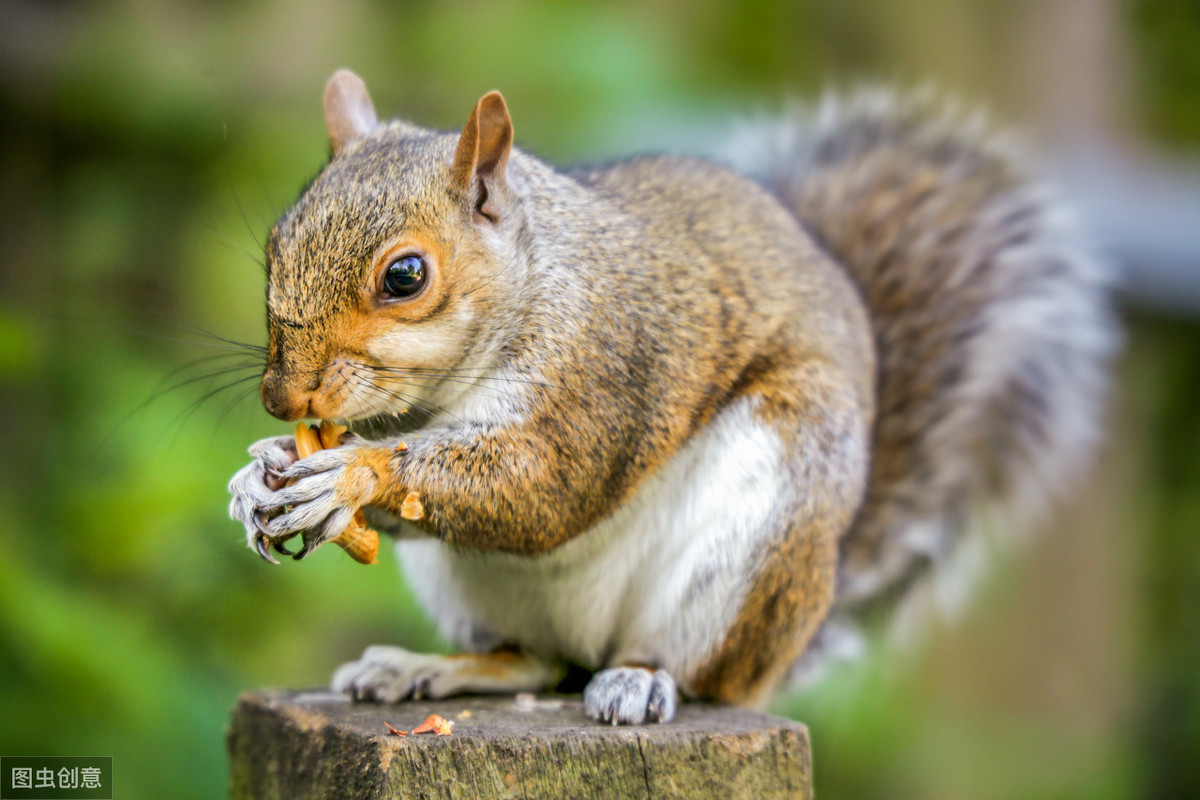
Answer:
451;91;513;222
324;70;377;155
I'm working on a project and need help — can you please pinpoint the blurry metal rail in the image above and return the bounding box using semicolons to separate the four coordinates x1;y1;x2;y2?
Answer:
1056;146;1200;317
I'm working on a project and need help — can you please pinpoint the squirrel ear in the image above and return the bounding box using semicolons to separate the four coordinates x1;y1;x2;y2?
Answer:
324;70;378;155
451;91;513;221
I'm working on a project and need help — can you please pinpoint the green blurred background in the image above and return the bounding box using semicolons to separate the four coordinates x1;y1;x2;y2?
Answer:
2;1;1198;797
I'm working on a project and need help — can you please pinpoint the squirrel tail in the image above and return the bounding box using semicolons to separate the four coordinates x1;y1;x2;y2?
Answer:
724;88;1119;677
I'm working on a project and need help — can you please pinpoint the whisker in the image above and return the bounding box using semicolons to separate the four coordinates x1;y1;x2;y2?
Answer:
163;373;263;451
461;248;522;298
172;373;262;424
367;365;563;392
348;379;374;428
140;311;268;354
99;359;262;450
46;312;267;356
150;362;263;403
226;168;268;258
215;382;262;427
155;351;263;388
348;373;465;425
359;380;450;423
206;225;267;273
366;372;511;402
461;270;502;298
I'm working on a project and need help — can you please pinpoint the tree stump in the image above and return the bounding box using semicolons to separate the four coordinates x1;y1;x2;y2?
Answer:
229;690;812;799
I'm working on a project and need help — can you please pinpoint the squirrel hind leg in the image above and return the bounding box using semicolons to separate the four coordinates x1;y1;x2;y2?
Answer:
331;645;562;703
583;666;678;725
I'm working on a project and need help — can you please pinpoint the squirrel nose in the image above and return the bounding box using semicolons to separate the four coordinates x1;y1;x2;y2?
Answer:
260;374;311;422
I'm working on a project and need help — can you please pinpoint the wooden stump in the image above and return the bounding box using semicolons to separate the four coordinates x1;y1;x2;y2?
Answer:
229;690;812;799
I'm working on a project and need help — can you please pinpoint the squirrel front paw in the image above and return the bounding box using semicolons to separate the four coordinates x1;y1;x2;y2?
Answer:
255;440;384;558
584;667;678;725
228;435;298;563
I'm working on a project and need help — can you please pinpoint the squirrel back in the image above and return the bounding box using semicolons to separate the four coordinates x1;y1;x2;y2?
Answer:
725;89;1119;662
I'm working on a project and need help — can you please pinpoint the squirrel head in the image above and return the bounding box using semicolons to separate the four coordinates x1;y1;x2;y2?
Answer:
260;70;520;423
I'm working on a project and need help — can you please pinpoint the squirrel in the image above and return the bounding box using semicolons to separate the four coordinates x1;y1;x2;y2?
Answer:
227;70;1117;725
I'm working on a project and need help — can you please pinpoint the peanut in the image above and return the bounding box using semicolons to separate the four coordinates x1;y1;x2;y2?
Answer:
291;421;380;565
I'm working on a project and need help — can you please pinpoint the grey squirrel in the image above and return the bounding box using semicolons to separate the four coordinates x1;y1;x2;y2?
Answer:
227;71;1117;724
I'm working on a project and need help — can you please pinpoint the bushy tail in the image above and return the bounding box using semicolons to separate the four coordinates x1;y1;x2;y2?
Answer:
724;88;1119;665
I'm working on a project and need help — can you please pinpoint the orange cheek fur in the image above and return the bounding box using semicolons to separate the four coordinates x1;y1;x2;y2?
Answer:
303;233;484;417
346;230;504;374
350;232;469;368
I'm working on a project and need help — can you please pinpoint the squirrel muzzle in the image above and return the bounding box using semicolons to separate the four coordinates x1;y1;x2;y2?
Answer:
260;369;313;422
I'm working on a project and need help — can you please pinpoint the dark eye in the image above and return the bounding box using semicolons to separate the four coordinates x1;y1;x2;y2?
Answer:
382;254;427;298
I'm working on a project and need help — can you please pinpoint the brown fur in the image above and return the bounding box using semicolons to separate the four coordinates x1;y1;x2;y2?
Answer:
690;356;870;705
729;91;1117;618
345;155;874;561
263;92;874;701
253;80;1114;709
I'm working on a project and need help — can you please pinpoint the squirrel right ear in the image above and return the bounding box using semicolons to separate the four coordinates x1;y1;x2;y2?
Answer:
451;91;513;222
324;70;378;155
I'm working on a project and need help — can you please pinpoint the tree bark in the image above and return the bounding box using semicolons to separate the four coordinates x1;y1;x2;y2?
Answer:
229;690;812;799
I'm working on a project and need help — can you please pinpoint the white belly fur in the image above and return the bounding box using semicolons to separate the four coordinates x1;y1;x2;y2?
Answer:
394;399;790;682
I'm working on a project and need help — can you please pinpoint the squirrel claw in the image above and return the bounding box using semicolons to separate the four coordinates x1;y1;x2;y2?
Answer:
292;530;323;561
264;468;287;492
292;542;318;561
271;537;297;557
254;532;281;565
268;527;301;557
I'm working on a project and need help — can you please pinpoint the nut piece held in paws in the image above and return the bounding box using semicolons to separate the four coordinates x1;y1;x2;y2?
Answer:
291;421;380;565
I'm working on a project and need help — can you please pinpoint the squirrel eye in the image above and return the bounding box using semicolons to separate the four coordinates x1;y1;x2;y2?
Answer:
382;254;427;299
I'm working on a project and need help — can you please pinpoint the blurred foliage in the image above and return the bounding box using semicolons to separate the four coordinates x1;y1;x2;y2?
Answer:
0;1;1197;798
1128;314;1200;799
1129;0;1200;149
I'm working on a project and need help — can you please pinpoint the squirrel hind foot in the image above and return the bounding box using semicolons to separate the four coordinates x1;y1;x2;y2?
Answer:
332;645;561;703
583;667;677;725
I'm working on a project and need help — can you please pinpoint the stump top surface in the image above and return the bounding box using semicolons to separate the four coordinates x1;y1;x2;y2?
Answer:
231;690;812;799
243;688;806;743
